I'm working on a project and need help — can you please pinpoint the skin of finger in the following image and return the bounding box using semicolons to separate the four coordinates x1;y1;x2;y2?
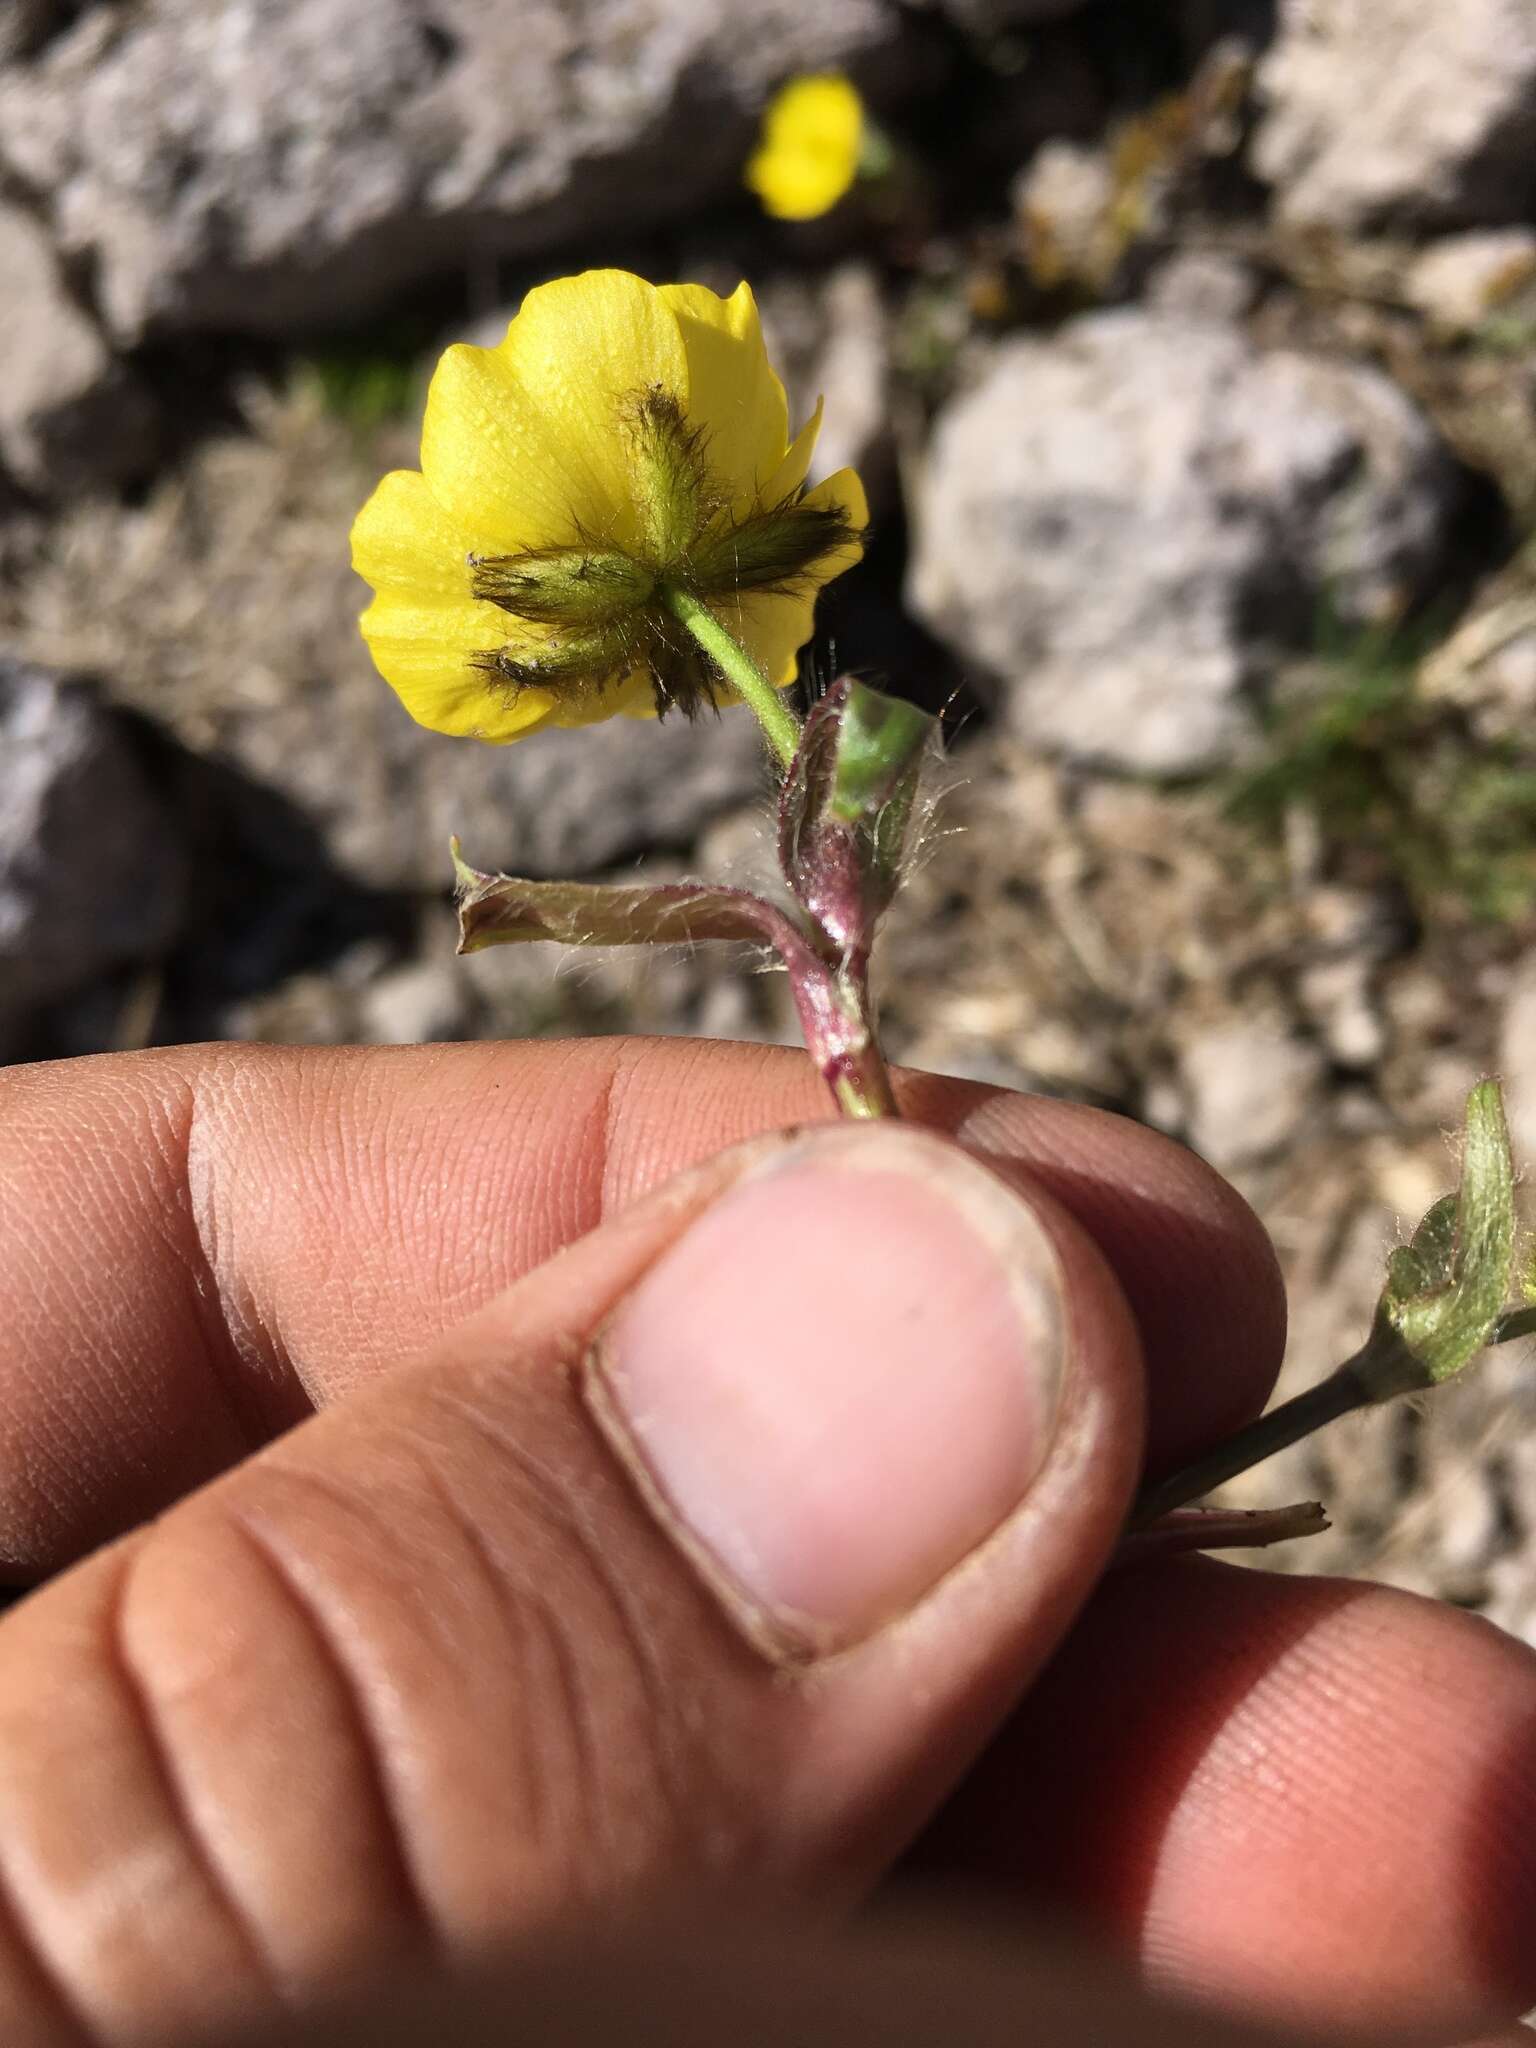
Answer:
180;1911;1352;2048
0;1037;1282;1576
911;1556;1536;2042
0;1128;1143;2045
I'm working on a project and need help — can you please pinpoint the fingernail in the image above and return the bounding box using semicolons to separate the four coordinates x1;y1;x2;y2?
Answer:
583;1125;1066;1660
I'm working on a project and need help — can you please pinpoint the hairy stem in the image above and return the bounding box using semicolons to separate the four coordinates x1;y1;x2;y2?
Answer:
826;957;899;1120
832;1056;899;1120
662;586;801;768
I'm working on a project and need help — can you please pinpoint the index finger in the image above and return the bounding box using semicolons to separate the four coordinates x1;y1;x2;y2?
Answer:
0;1036;1285;1577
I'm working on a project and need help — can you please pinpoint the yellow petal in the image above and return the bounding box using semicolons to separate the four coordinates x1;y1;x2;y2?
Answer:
710;465;869;687
800;463;869;580
759;395;823;506
558;668;661;728
419;341;619;554
746;74;864;222
658;280;789;512
351;467;479;600
361;592;556;743
492;270;692;550
352;475;554;741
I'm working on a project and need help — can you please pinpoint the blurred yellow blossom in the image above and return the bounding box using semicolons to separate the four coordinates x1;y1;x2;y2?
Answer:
351;269;866;742
747;74;865;221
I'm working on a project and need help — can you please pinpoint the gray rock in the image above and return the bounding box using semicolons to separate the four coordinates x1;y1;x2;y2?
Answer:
1253;0;1536;233
1296;956;1384;1070
357;957;469;1044
1178;1018;1327;1170
1404;229;1536;338
907;309;1460;774
0;658;186;1028
0;0;917;342
1011;139;1119;291
0;200;158;495
434;711;775;883
757;263;893;503
230;682;774;893
1146;249;1258;323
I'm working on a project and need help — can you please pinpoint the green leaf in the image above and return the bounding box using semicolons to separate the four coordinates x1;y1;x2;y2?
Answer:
1383;1193;1458;1300
1372;1081;1517;1388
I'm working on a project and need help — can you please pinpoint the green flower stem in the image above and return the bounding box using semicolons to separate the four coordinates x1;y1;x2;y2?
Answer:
1131;1306;1536;1531
1131;1361;1371;1530
662;585;801;768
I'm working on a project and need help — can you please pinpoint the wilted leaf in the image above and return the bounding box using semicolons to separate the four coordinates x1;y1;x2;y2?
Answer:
452;840;814;959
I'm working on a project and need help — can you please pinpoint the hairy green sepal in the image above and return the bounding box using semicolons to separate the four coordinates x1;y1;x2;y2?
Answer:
471;547;655;629
1362;1080;1517;1395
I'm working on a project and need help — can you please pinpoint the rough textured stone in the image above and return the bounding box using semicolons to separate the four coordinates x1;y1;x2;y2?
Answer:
229;683;776;893
1146;248;1258;323
357;957;469;1045
758;263;893;503
0;201;158;495
1253;0;1536;233
1179;1018;1328;1170
0;658;186;1027
1011;139;1118;290
907;309;1461;773
0;0;919;342
1404;229;1536;339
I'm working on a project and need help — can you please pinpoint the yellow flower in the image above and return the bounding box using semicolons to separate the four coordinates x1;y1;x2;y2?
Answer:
747;74;864;222
351;270;867;744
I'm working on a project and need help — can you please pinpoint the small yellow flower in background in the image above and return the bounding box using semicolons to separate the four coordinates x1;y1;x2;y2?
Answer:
747;74;865;222
351;269;867;744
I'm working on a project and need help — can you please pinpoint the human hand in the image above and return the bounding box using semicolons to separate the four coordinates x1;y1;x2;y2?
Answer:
0;1039;1532;2047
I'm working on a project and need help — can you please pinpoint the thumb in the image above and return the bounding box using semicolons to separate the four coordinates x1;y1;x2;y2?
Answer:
0;1122;1144;2043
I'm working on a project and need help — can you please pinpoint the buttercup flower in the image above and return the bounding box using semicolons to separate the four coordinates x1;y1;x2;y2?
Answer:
747;74;865;222
351;269;867;744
